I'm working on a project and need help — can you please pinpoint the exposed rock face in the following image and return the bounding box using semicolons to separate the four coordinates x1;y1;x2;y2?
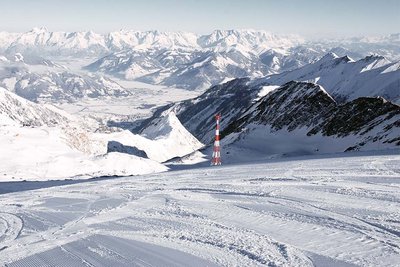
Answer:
224;82;337;135
310;97;400;137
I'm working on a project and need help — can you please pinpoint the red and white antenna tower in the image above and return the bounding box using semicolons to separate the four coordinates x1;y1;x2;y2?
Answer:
211;113;222;166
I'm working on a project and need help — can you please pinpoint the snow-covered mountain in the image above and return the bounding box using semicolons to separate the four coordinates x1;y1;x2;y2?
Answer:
5;27;108;56
1;28;399;90
87;45;318;91
85;34;400;90
0;56;130;103
107;111;204;163
197;29;303;52
0;28;301;55
137;78;255;143
138;78;400;159
106;30;199;51
0;87;205;179
85;49;167;80
86;48;268;90
0;86;73;126
13;71;129;102
85;30;304;90
260;53;400;103
221;81;400;158
315;33;400;61
0;52;59;66
0;89;151;180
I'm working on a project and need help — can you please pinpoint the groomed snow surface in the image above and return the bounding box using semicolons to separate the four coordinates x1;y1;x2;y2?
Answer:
1;153;399;266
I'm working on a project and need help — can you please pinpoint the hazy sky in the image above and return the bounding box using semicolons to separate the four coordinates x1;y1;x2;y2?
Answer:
0;0;399;37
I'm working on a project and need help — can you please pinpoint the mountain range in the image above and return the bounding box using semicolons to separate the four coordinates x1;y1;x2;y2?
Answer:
259;52;400;103
0;53;132;103
0;28;399;164
137;77;400;160
0;28;302;55
1;28;399;90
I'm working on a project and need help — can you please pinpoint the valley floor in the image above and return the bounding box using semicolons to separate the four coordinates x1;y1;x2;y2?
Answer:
0;153;400;266
54;79;199;127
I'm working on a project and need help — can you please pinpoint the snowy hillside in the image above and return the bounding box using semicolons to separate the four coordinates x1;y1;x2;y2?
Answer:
104;112;203;163
0;88;207;180
0;87;73;126
1;153;399;266
0;88;169;180
0;125;168;180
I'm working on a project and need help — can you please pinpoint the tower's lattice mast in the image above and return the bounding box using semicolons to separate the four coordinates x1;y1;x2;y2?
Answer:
211;113;222;166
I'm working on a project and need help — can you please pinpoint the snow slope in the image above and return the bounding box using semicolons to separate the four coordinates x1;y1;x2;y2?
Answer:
0;87;73;126
0;87;207;180
102;111;204;163
0;125;168;181
0;87;171;180
0;153;399;266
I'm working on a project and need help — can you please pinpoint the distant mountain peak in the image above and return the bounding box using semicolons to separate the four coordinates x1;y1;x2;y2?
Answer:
318;52;339;62
30;27;48;33
362;54;386;62
341;55;354;62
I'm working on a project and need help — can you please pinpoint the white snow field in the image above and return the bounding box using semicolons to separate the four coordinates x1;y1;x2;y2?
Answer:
0;153;399;266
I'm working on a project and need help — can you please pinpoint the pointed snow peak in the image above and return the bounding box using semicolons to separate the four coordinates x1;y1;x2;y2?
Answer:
30;27;48;33
359;54;391;73
86;30;95;36
339;55;354;63
318;52;339;62
314;53;353;68
225;81;337;135
275;81;335;101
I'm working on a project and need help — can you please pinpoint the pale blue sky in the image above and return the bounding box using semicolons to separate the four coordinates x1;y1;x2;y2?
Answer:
0;0;399;37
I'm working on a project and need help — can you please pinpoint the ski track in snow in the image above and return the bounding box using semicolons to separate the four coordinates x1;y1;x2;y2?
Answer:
0;154;400;266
